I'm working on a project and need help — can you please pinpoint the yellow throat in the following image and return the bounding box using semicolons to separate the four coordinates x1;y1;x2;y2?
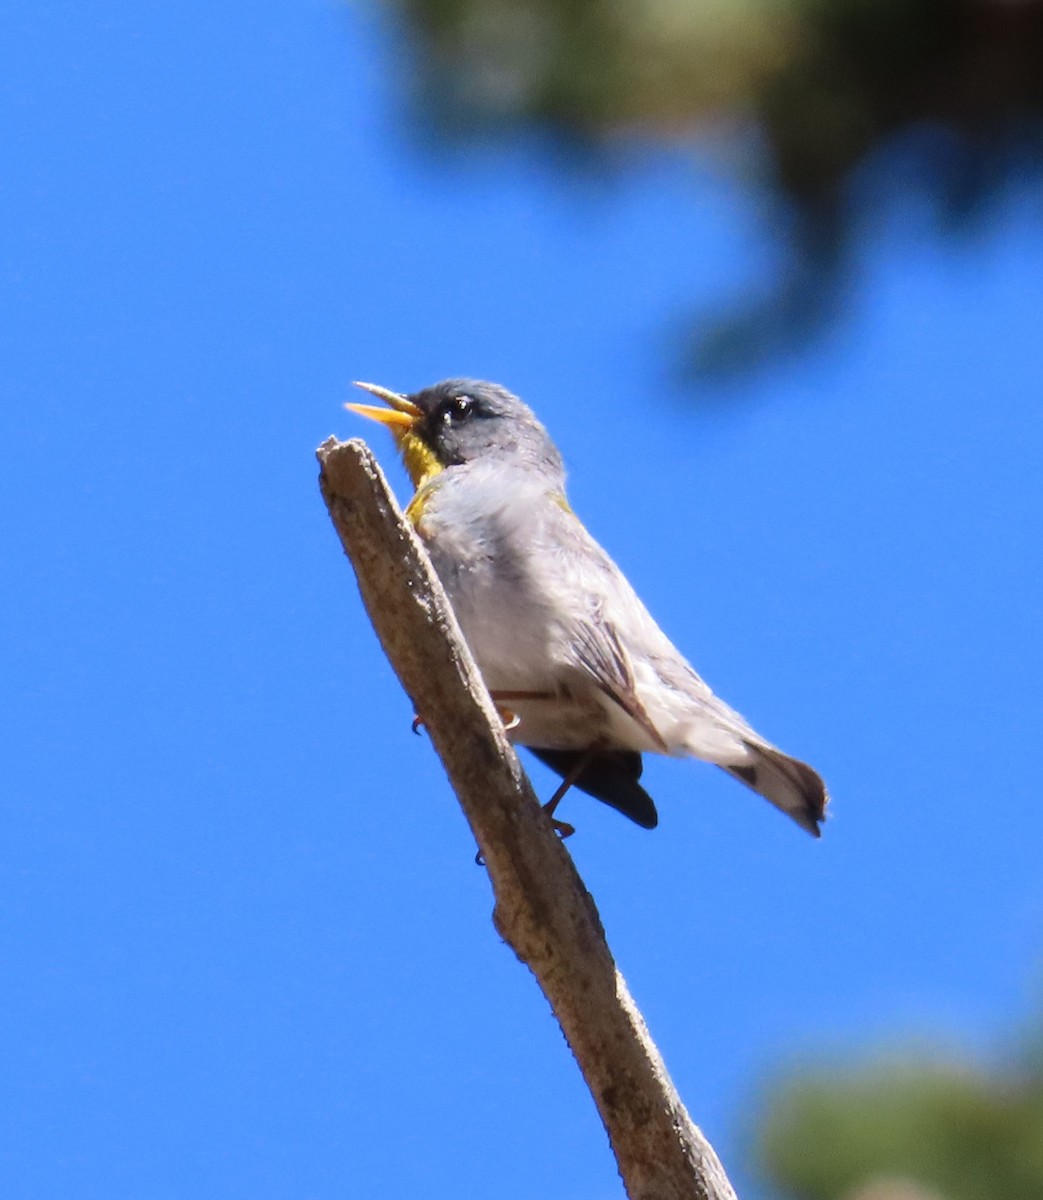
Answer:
344;381;445;520
394;427;443;491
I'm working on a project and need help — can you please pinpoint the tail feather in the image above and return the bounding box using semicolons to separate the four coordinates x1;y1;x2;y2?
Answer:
723;743;828;837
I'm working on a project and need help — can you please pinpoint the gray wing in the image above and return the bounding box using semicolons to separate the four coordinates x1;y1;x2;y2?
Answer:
536;498;829;835
569;606;668;751
539;497;722;738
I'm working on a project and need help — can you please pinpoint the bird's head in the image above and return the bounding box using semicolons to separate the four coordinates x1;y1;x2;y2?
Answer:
346;378;562;489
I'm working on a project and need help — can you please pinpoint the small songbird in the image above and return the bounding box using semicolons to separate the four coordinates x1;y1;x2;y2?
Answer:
347;378;828;837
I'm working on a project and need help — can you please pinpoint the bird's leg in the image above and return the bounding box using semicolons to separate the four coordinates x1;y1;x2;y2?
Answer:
489;690;554;736
417;689;554;737
473;742;604;865
541;745;602;840
489;690;556;702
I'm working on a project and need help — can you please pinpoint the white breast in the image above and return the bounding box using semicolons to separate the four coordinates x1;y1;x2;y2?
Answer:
416;465;566;691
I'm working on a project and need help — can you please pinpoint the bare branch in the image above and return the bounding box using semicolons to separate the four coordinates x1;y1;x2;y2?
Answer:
317;436;739;1200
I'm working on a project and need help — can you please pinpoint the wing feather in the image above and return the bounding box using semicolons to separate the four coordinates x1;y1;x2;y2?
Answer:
568;604;669;752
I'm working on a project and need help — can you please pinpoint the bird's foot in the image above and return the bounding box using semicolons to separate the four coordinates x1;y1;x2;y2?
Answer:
496;707;521;732
548;815;575;840
474;812;573;866
488;689;555;736
411;714;425;735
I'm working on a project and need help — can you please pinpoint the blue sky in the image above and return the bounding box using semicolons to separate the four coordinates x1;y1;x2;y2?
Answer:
4;3;1043;1198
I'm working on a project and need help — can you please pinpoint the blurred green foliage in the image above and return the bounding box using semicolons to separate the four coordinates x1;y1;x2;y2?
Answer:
381;0;1043;374
755;1032;1043;1200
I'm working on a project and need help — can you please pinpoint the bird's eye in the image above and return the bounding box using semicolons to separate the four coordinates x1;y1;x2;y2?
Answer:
442;396;475;424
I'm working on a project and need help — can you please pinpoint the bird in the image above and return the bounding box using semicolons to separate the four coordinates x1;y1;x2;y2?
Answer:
346;378;828;837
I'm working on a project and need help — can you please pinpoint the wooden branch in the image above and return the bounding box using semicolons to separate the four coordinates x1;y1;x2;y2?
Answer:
317;436;739;1200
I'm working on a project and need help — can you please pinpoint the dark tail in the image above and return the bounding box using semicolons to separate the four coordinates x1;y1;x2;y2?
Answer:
527;747;658;829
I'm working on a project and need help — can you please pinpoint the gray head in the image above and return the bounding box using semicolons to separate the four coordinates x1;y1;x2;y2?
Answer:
408;379;562;471
348;378;563;485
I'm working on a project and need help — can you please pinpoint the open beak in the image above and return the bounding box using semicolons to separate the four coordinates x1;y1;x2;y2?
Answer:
345;381;422;430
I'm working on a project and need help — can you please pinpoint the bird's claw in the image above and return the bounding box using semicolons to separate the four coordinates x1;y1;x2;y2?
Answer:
550;816;575;840
474;815;573;867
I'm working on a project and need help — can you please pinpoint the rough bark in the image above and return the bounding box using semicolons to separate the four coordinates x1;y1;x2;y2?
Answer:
317;436;739;1200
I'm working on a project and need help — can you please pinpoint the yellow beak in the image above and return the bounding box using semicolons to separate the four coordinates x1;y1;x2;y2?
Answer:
345;381;422;430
